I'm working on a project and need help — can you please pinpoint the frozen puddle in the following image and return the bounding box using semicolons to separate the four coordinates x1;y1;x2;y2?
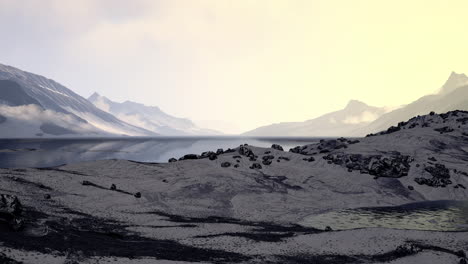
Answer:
300;200;468;231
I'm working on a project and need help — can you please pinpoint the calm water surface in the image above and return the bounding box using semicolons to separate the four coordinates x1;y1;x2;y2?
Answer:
0;137;320;168
300;200;468;231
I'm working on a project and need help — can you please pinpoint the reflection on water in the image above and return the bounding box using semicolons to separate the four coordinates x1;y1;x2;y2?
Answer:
0;137;319;168
300;200;468;231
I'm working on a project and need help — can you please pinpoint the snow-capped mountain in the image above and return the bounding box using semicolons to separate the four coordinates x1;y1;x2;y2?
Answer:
88;92;221;136
357;71;468;136
243;100;390;137
0;63;156;137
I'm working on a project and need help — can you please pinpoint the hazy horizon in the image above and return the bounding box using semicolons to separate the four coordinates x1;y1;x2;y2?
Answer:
1;0;468;133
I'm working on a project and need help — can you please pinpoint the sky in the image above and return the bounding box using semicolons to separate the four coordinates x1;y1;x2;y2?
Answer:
1;0;468;134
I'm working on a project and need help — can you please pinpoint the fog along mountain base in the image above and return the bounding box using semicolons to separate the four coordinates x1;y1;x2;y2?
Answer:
1;111;468;263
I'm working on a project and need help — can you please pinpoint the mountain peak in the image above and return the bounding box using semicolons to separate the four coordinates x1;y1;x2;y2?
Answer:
345;100;368;109
440;71;468;94
88;92;102;101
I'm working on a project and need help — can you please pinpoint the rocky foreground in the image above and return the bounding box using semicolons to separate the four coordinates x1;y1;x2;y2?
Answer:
1;111;468;263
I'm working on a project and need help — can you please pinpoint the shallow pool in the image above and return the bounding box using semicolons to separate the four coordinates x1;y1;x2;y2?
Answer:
300;200;468;231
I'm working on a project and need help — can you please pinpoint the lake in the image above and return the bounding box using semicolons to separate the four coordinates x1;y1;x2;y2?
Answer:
300;200;468;231
0;137;320;168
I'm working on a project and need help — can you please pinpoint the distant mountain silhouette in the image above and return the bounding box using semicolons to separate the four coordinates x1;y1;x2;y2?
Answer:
243;100;389;137
356;72;468;136
88;93;221;135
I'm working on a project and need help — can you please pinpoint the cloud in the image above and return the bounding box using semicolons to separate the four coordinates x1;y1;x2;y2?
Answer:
0;104;100;134
342;111;380;125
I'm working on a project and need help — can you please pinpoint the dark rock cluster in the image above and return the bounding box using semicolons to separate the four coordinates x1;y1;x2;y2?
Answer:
434;126;454;134
367;110;468;137
0;194;23;231
290;138;359;155
322;152;413;178
414;163;452;188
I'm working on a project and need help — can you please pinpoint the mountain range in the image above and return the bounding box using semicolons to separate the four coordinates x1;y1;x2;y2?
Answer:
0;63;217;137
88;93;220;136
243;71;468;137
1;62;468;138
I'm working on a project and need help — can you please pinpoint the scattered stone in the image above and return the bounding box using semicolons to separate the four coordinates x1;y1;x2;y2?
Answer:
208;154;218;160
271;144;284;151
236;160;240;163
250;163;262;170
221;162;231;168
44;194;51;199
110;184;117;190
233;155;242;159
428;157;437;162
134;192;141;198
325;226;332;231
416;164;420;168
278;156;290;161
408;185;414;190
234;164;239;168
216;148;224;154
460;258;467;264
303;157;315;162
262;160;272;166
168;158;177;163
348;168;353;172
264;151;271;154
82;180;92;186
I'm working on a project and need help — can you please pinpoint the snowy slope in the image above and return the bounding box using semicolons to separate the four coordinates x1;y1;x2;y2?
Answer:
0;63;157;137
0;110;467;263
243;100;389;137
88;92;221;135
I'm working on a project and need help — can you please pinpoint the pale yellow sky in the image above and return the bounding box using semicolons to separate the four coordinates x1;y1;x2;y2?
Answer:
1;0;468;133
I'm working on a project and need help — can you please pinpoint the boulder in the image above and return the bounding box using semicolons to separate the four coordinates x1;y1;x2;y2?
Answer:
250;163;262;170
0;194;23;231
216;148;224;154
221;162;231;168
168;158;177;163
110;184;117;190
179;154;200;160
0;194;22;215
271;144;284;151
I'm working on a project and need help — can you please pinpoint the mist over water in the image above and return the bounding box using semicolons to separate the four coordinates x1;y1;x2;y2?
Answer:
0;137;320;168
